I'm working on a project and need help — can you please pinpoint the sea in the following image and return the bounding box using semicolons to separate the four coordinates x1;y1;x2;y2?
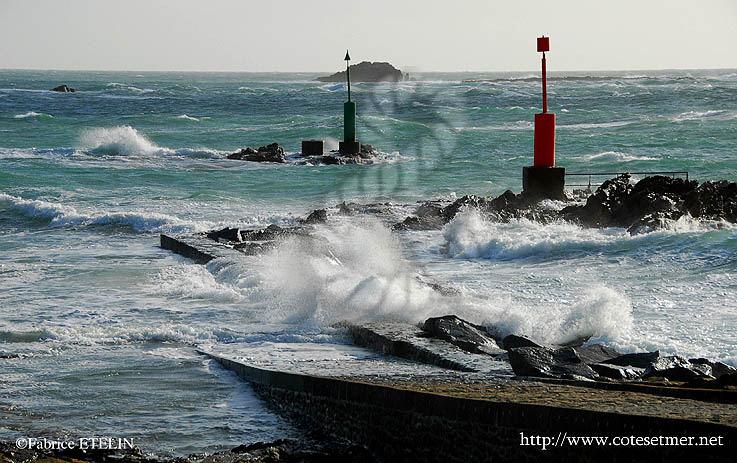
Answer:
1;68;736;455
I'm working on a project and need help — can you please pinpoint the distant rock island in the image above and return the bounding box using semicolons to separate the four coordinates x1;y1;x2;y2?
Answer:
316;61;409;83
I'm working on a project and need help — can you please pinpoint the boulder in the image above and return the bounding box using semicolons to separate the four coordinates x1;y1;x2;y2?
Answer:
239;224;286;242
206;227;242;243
316;61;405;83
301;208;328;225
642;355;713;381
441;195;492;222
683;180;737;222
603;351;661;369
573;344;622;365
502;334;544;350
507;346;599;380
416;202;444;218
392;216;445;231
228;143;286;163
51;84;76;92
421;315;503;355
689;358;737;379
589;363;643;381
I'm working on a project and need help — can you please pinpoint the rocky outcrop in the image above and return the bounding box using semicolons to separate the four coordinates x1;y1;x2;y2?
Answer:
318;144;380;165
300;208;328;225
392;174;737;235
421;315;503;355
316;61;406;82
228;143;286;163
51;84;76;92
683;180;737;222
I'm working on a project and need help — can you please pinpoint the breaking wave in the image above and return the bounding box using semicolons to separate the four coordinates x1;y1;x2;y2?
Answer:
78;125;221;158
0;193;213;234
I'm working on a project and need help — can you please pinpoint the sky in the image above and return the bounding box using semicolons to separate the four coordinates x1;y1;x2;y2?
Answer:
0;0;735;72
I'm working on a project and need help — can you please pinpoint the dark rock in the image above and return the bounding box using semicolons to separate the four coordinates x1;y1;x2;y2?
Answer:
228;143;286;163
337;201;358;215
573;344;622;365
392;215;445;231
683;180;737;222
240;224;286;242
417;202;444;218
714;372;737;387
316;61;406;83
502;334;543;350
642;355;713;381
206;227;242;243
421;315;503;355
441;195;491;222
0;353;20;359
689;358;737;379
51;84;76;92
590;363;643;380
562;174;633;227
508;346;599;380
301;209;328;225
558;334;592;348
605;351;661;369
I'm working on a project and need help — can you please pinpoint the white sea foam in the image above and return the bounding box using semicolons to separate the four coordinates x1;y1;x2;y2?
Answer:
0;193;213;233
581;151;658;162
78;125;221;158
672;110;737;122
176;114;200;121
14;111;52;119
442;209;626;260
241;219;444;326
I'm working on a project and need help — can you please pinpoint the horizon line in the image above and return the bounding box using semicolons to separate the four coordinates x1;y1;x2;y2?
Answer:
1;67;735;75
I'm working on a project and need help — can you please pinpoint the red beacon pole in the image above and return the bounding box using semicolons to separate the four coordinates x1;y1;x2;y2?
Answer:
523;35;565;199
534;36;555;167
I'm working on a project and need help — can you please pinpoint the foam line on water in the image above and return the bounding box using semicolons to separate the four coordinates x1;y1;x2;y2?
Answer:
0;193;213;234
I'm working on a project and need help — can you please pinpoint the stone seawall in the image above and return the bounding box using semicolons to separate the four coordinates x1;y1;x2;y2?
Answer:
204;352;735;463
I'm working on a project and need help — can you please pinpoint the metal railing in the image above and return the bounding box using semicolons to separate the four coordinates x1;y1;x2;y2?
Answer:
565;171;689;189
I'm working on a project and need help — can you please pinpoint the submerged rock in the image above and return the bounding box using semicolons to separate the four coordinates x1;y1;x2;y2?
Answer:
51;84;76;92
228;143;286;163
421;315;503;355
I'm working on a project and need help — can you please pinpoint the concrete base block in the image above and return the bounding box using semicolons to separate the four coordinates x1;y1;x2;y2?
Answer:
523;165;566;200
301;140;324;156
339;141;360;155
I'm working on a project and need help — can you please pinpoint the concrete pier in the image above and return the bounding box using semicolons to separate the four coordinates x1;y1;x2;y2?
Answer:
201;351;735;463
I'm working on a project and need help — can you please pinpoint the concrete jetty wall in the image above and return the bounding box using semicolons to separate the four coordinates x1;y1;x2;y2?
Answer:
203;352;734;463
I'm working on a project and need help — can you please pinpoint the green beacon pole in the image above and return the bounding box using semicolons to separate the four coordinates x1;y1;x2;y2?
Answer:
344;50;356;144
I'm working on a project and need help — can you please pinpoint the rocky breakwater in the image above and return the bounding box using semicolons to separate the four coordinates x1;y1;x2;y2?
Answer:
501;332;737;387
227;142;386;165
227;143;286;163
393;174;737;234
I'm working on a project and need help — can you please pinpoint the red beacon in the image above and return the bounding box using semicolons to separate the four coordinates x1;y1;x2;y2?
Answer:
522;35;565;199
534;36;555;167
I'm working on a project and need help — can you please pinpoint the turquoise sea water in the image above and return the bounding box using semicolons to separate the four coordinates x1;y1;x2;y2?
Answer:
1;69;736;454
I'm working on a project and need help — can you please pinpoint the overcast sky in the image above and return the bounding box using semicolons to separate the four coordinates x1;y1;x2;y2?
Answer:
1;0;735;72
